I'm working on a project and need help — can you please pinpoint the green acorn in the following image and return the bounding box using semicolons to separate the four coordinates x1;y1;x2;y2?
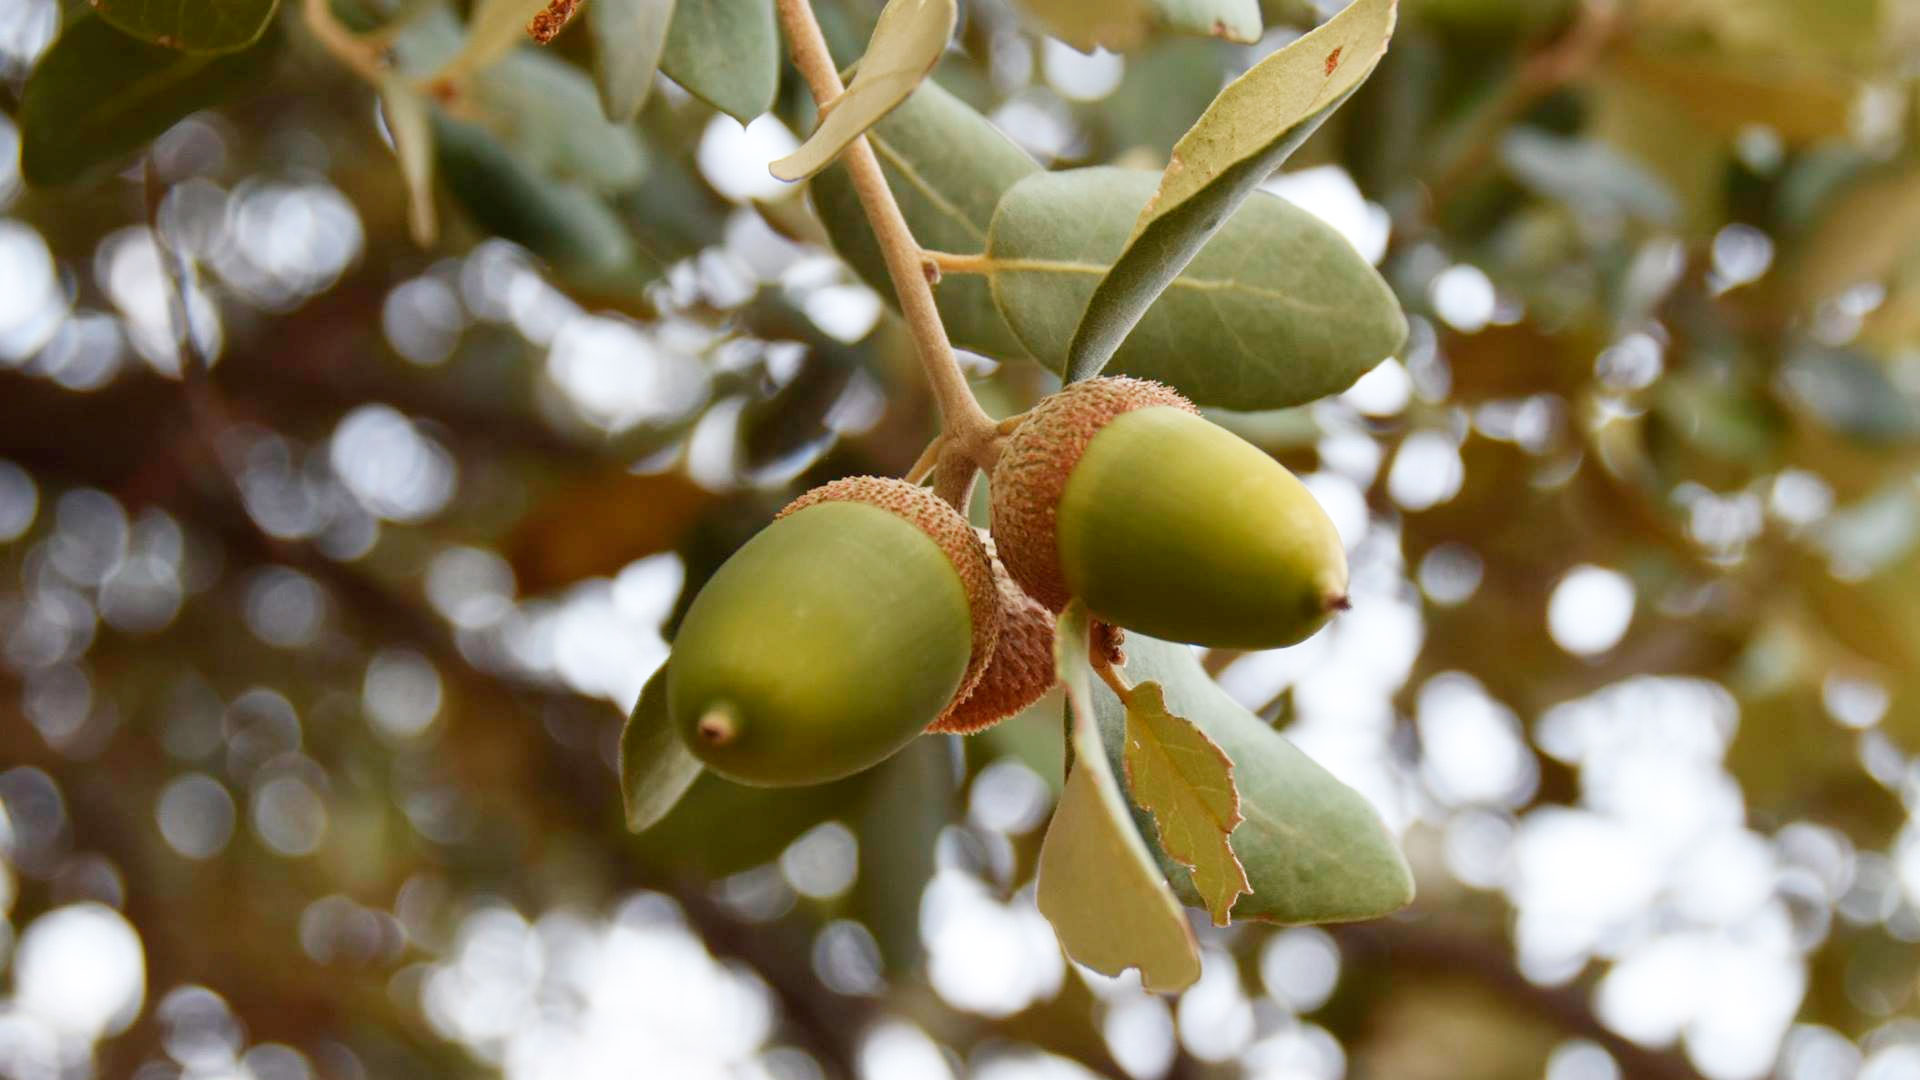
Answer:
990;376;1349;650
667;476;998;787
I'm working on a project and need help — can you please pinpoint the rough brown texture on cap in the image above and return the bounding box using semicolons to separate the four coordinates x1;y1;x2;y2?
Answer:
930;535;1056;734
989;377;1196;611
779;476;1000;705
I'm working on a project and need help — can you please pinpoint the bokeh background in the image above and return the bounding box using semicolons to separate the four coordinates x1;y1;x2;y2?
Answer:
2;0;1919;1078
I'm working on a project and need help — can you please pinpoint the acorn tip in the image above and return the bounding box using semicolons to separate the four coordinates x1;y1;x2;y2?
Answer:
696;704;740;746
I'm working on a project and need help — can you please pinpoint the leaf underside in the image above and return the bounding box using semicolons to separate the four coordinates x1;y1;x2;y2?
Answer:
770;0;956;182
620;665;704;832
1036;603;1201;992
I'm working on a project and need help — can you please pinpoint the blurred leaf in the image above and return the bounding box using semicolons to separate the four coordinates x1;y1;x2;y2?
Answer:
660;0;778;123
430;0;550;87
1121;681;1248;926
20;14;278;187
1017;0;1261;51
986;167;1405;409
95;0;278;52
1781;348;1920;446
1065;0;1397;382
507;468;713;594
1037;602;1201;991
620;665;703;832
770;0;955;182
433;111;642;280
1101;37;1234;158
380;77;439;247
1788;162;1920;307
633;769;867;877
476;51;649;190
1498;128;1679;226
1604;46;1855;144
586;0;674;122
1096;633;1415;923
853;735;955;971
814;79;1040;361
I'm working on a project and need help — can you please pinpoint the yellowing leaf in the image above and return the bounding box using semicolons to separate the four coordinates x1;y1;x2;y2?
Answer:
1067;0;1397;381
620;665;704;832
769;0;955;182
379;77;438;247
1122;680;1248;925
1036;602;1201;992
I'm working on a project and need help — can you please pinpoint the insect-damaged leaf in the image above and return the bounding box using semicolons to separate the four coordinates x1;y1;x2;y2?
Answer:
1122;680;1249;926
1036;603;1201;991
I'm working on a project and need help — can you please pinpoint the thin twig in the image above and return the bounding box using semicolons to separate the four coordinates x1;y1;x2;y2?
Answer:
773;0;1000;494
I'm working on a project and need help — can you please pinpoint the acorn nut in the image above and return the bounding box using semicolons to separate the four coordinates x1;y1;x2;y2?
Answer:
667;476;999;787
990;376;1349;650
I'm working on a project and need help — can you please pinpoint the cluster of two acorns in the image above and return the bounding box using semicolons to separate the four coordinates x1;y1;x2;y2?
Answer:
667;376;1350;787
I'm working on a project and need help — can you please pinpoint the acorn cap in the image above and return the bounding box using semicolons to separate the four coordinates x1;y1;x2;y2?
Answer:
780;476;1000;704
929;533;1057;735
990;376;1195;612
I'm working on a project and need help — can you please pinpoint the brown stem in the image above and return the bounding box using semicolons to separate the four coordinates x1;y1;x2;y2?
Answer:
773;0;1000;468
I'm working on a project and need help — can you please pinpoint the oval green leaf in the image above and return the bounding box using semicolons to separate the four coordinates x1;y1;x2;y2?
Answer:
1036;602;1201;992
433;110;641;279
620;664;704;832
770;0;956;182
20;14;280;188
813;79;1040;361
660;0;778;123
586;0;675;122
986;166;1404;409
475;51;649;191
95;0;279;53
1095;632;1414;924
1065;0;1398;383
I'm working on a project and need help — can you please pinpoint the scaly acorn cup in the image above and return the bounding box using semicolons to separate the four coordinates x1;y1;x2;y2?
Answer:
991;376;1349;650
929;533;1057;735
668;477;999;787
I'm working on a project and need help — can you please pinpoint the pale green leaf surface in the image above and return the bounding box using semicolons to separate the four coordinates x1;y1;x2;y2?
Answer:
987;167;1404;408
380;77;438;247
1018;0;1260;51
1095;633;1414;924
1066;0;1398;382
620;666;704;832
432;111;641;280
20;15;278;187
1122;681;1248;926
586;0;675;122
432;0;550;86
95;0;277;53
1037;603;1201;992
475;51;648;190
813;80;1039;361
660;0;778;122
770;0;955;182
